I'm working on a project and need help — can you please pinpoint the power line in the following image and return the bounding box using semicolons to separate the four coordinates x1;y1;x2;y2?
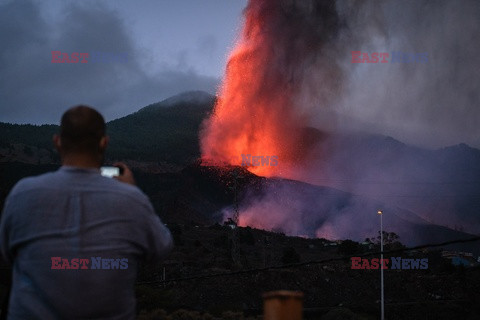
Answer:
305;193;480;198
312;179;480;186
136;235;480;286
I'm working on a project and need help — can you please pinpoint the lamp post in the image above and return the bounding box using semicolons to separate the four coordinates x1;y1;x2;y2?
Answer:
377;210;384;320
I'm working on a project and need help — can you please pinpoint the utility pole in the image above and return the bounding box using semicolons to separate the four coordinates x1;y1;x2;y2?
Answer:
378;210;384;320
263;235;270;267
231;168;243;225
229;168;244;268
163;267;166;288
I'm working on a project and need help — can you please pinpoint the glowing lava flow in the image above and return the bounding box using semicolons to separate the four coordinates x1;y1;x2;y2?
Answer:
200;0;341;177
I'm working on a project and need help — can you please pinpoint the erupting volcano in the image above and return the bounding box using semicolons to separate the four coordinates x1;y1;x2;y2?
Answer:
200;0;343;178
199;0;480;245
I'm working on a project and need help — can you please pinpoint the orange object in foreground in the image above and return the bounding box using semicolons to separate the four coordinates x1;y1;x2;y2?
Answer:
263;290;304;320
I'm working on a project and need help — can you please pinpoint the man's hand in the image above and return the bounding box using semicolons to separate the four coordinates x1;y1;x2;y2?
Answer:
113;162;136;186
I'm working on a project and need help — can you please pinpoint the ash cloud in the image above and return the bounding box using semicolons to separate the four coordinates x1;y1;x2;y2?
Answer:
333;0;480;148
213;0;480;242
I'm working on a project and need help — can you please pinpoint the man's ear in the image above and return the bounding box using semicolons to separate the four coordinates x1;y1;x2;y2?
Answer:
99;136;109;150
53;134;61;151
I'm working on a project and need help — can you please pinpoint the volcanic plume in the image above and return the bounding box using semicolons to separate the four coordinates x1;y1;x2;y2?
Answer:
200;0;343;178
200;0;480;241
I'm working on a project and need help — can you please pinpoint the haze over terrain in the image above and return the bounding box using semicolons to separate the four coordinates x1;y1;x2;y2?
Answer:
1;0;479;149
1;1;480;318
1;92;478;254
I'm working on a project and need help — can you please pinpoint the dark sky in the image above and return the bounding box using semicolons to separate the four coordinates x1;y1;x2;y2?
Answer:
0;0;479;149
0;0;246;124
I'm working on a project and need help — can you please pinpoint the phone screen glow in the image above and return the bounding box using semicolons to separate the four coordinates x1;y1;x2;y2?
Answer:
100;166;120;178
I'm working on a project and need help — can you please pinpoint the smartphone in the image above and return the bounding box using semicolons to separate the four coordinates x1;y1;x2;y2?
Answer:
100;166;122;178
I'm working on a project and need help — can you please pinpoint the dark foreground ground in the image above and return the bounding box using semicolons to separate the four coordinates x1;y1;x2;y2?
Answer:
0;163;479;319
1;224;479;319
132;224;480;320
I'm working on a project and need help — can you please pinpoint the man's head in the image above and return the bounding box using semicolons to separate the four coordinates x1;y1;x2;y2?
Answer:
54;106;108;167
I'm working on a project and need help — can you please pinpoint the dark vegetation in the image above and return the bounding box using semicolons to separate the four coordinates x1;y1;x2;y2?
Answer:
134;224;480;319
0;92;215;166
1;92;480;319
105;95;215;164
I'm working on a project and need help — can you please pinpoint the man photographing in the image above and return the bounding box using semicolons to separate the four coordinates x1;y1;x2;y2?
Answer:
0;106;173;319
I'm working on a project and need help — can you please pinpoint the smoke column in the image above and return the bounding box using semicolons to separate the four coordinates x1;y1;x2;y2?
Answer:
200;0;343;178
200;0;480;239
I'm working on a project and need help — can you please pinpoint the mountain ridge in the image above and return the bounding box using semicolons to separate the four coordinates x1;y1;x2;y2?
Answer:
0;91;479;245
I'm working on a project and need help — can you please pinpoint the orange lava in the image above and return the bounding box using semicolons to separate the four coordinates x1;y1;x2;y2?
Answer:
200;1;310;178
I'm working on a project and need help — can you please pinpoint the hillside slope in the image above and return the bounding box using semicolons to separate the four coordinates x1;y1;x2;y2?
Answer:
0;91;479;243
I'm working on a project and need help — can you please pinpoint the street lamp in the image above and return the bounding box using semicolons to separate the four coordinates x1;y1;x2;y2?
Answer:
377;210;384;320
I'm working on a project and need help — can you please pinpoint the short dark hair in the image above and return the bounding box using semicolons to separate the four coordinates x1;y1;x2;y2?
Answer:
60;105;106;154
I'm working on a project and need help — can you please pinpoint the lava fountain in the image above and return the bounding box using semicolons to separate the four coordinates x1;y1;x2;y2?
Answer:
200;0;343;178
